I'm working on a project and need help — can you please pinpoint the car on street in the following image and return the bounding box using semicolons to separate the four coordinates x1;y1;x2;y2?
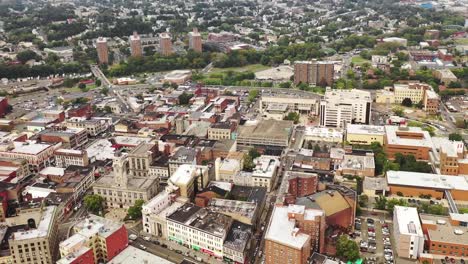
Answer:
129;234;137;240
139;244;147;250
143;236;151;241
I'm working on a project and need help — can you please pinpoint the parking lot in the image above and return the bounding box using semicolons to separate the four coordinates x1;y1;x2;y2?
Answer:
354;217;394;264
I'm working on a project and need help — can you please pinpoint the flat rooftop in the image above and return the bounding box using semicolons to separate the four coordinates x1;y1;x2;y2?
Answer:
346;124;385;135
252;155;280;178
237;119;293;141
12;206;56;240
6;141;54;155
386;170;468;191
95;173;157;191
114;136;152;146
108;246;174;264
265;205;311;250
385;125;433;148
394;206;423;236
420;214;468;245
305;126;343;139
73;214;123;239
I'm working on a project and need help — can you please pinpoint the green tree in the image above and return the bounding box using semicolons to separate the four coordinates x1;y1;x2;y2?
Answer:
386;198;408;213
248;89;259;103
95;79;102;87
284;112;300;124
16;50;40;63
375;195;387;210
101;87;109;96
336;235;360;261
393;107;404;117
78;83;86;90
104;105;112;113
279;81;292;88
358;194;369;207
84;194;105;215
178;92;194;105
448;133;462;141
127;199;145;219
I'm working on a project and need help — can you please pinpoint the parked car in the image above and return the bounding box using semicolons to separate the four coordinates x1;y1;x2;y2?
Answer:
129;234;137;240
175;250;182;254
139;244;147;250
367;218;375;224
143;236;151;241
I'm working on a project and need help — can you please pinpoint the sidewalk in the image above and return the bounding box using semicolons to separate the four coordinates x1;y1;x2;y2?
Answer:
149;235;223;264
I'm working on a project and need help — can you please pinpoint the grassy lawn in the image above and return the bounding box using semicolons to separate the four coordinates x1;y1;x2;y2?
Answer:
351;56;370;65
64;84;98;93
210;64;270;74
454;38;468;45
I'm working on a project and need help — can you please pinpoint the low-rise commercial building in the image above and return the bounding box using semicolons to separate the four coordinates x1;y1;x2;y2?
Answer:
142;191;185;239
54;149;89;168
0;140;58;172
251;155;280;192
167;204;233;258
345;124;385;145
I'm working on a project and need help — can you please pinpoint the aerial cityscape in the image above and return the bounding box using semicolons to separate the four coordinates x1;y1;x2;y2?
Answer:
0;0;467;263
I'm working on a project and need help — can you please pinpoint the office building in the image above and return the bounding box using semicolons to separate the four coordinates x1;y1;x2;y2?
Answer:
96;37;109;64
384;125;433;161
320;89;372;128
265;205;326;264
142;191;185;239
0;140;58;172
345;124;385;145
159;32;173;56
207;122;233;140
251;155;280;192
393;206;424;260
335;152;375;177
432;137;467;176
394;83;430;105
386;171;468;201
294;60;334;87
420;213;468;258
223;221;253;264
188;28;202;52
129;31;142;57
167;204;233;258
259;95;320;117
57;215;128;264
167;164;209;199
168;147;198;176
8;206;59;264
54;149;89;168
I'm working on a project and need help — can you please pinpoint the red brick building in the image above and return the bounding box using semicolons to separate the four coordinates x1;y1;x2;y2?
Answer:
286;171;319;198
0;97;9;118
